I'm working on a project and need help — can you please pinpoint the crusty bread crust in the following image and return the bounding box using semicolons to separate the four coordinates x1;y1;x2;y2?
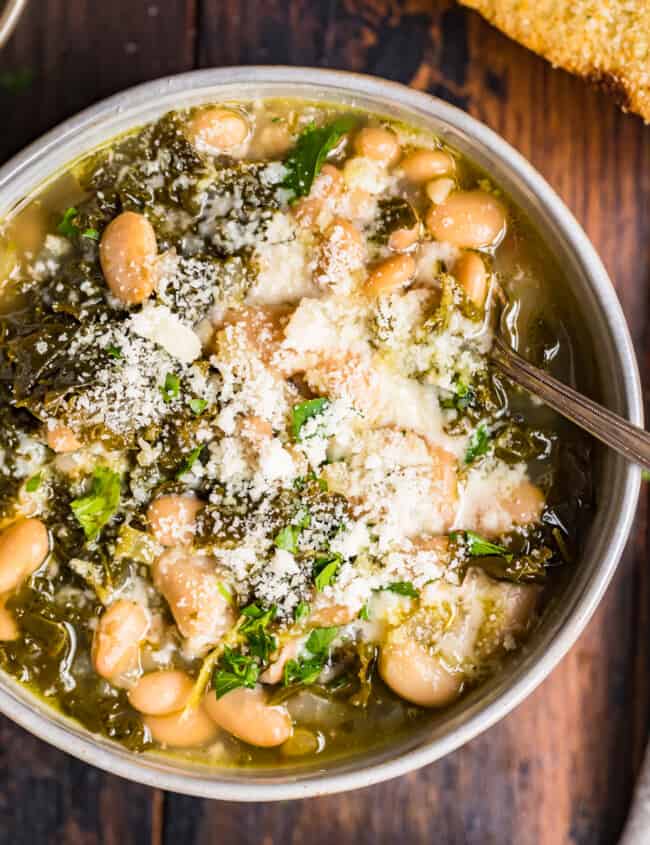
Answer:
458;0;650;122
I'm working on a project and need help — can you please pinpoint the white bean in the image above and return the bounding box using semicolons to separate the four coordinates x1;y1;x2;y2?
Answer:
147;494;202;547
0;596;19;641
145;705;218;748
128;670;194;716
187;108;249;153
379;640;462;707
0;519;49;594
99;211;157;305
92;599;149;681
46;425;81;453
152;551;235;652
426;190;507;249
363;254;415;298
203;686;292;747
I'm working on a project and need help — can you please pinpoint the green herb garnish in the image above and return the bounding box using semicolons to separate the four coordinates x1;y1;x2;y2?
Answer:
189;397;208;415
176;445;203;479
294;601;310;623
385;581;419;598
440;380;476;412
465;423;491;464
274;510;311;553
57;207;100;241
216;581;234;605
452;529;513;562
282;116;356;200
274;524;301;553
106;345;123;360
25;474;42;493
213;647;259;699
160;372;180;403
291;397;329;441
313;552;342;591
239;603;278;663
71;466;122;541
358;602;371;621
57;207;79;238
283;655;325;686
305;626;338;654
239;603;277;632
283;626;339;686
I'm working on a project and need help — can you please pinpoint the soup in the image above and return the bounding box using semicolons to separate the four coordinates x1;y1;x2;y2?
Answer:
0;100;593;766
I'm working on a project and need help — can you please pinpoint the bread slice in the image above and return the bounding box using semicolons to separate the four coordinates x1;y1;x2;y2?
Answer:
458;0;650;122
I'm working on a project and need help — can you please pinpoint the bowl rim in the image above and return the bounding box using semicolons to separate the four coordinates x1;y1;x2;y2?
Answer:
0;65;642;800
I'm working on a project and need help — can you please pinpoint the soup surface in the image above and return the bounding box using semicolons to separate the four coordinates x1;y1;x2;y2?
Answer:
0;100;593;766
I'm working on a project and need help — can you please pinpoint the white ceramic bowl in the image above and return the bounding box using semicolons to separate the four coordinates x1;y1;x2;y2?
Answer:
0;67;642;800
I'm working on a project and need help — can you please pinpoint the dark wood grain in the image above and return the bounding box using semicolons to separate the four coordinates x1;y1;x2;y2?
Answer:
0;1;649;843
0;0;198;162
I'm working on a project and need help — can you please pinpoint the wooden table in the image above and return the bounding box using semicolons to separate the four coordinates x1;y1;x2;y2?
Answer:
0;2;648;843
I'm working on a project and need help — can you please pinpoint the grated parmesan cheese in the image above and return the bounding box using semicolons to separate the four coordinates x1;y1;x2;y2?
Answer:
129;302;202;364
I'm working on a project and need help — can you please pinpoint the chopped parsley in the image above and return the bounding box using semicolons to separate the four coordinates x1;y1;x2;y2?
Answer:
25;474;42;493
216;581;234;604
274;524;300;553
175;445;204;479
294;601;310;623
189;397;208;415
291;398;329;441
465;423;491;464
282;116;356;200
283;655;325;686
305;626;338;654
283;626;339;686
239;603;277;663
212;606;278;697
358;602;371;621
245;633;277;666
440;380;475;412
452;529;513;562
213;647;259;699
106;345;123;360
274;509;311;553
71;466;122;541
240;603;277;630
160;372;180;403
385;581;419;598
57;207;79;238
57;207;100;241
313;552;342;591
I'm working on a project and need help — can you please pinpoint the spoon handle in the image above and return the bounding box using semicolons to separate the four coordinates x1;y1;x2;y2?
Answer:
491;336;650;472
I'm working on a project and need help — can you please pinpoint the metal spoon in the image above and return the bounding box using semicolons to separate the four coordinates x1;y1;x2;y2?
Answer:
0;0;27;49
491;302;650;842
490;334;650;472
